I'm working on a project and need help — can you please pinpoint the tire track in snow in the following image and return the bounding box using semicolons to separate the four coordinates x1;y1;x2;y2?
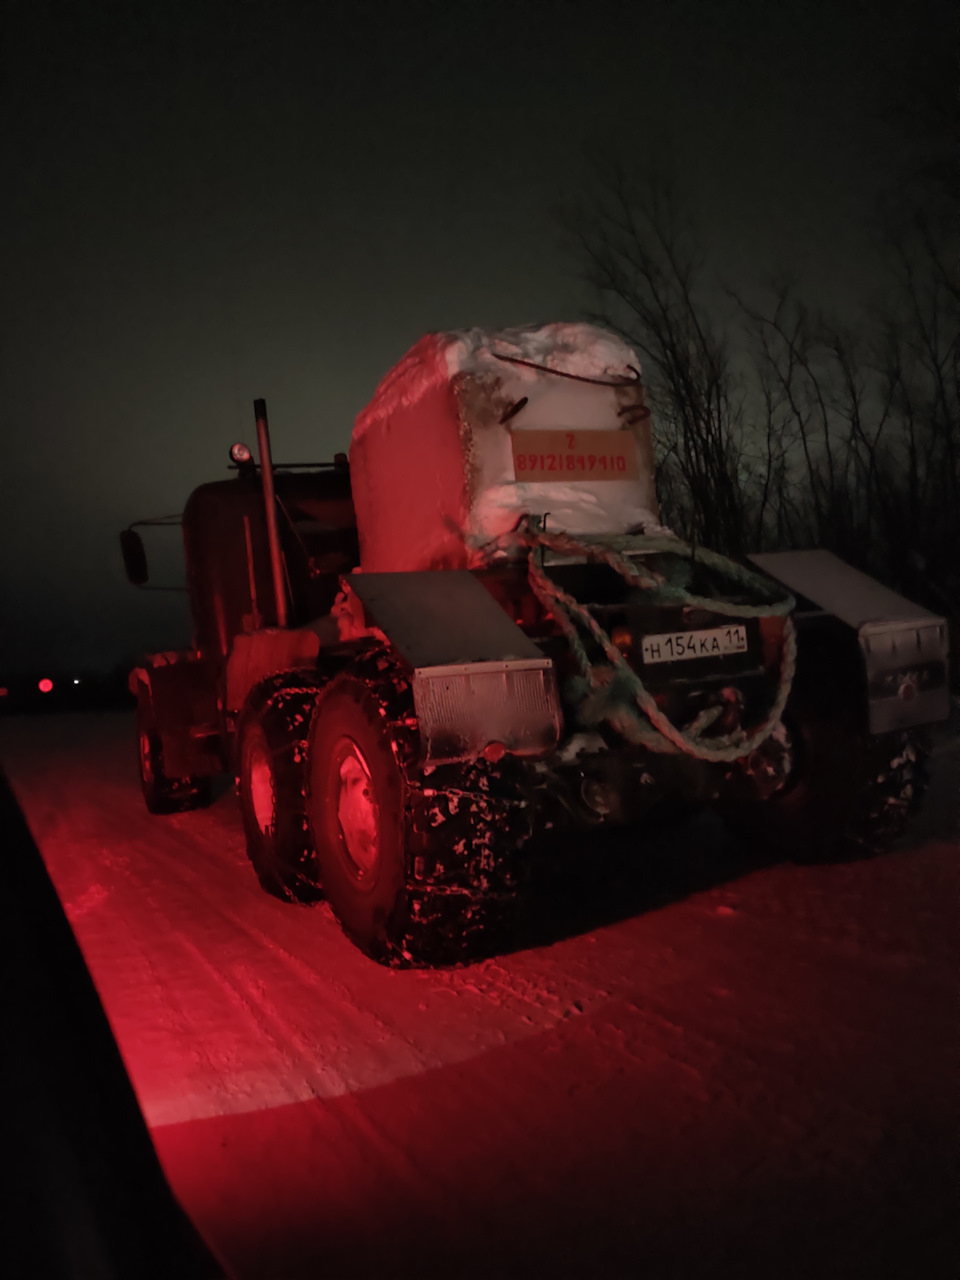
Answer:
124;830;440;1060
75;825;440;1121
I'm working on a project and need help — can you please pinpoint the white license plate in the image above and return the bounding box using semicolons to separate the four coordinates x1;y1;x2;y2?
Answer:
641;625;748;664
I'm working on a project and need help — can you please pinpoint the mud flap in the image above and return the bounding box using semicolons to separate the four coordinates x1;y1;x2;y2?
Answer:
344;570;561;764
749;550;950;733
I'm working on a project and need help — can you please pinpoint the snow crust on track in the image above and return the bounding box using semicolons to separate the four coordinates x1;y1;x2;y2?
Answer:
2;712;956;1280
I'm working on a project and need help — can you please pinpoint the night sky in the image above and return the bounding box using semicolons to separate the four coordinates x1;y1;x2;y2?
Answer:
2;0;952;676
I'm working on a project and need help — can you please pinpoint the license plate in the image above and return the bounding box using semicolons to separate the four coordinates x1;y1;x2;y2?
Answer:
641;625;748;664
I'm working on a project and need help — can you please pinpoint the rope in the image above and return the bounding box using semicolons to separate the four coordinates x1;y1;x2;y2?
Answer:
484;526;797;763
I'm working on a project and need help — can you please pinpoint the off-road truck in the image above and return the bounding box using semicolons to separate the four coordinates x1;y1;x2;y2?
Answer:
121;324;950;963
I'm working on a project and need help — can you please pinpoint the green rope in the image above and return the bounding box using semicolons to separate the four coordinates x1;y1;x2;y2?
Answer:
485;527;796;763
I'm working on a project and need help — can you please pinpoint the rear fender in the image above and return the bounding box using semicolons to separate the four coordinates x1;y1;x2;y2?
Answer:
749;550;950;733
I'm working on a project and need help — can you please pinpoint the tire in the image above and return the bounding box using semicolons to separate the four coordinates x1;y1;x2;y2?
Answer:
237;673;324;903
722;702;930;862
136;689;212;815
307;659;534;966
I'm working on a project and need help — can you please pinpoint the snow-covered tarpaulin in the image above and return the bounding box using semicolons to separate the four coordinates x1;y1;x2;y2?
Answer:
350;323;665;573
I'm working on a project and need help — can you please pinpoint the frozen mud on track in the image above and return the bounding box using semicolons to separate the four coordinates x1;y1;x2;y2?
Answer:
2;712;957;1279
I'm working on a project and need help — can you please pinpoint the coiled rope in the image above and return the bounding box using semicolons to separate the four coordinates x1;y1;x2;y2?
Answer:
484;526;797;763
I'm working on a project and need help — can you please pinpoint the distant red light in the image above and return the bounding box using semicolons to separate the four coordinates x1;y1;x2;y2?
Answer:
38;678;54;693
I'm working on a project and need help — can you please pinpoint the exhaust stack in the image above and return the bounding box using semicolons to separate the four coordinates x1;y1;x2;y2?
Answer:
253;398;288;629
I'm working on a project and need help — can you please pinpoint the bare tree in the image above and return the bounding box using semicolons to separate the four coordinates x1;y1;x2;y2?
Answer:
564;167;750;555
733;157;958;612
565;143;958;622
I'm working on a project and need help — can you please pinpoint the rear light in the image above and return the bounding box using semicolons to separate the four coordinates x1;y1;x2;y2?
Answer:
758;616;784;668
610;626;633;658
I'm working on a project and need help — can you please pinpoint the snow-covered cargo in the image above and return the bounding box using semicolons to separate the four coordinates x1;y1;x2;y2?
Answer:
349;323;663;573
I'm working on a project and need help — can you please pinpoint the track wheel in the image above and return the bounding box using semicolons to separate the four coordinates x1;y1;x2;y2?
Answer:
136;689;212;815
723;701;930;861
237;676;323;902
308;668;534;966
307;676;408;959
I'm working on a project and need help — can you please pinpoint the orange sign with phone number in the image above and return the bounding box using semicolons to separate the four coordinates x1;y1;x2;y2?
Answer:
511;430;639;482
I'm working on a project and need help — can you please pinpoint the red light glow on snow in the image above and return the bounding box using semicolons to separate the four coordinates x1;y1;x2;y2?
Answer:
37;677;54;693
3;713;953;1280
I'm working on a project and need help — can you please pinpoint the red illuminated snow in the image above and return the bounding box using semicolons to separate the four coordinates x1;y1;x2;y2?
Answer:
2;712;957;1279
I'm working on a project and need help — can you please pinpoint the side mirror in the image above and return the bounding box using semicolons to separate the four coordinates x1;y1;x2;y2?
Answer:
120;529;149;586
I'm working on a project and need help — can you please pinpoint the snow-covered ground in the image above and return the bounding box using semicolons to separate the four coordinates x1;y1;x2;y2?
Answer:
2;712;957;1279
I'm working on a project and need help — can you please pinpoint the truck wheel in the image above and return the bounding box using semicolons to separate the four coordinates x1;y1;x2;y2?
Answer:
308;668;532;965
307;676;408;959
136;691;212;815
723;706;929;862
237;677;323;903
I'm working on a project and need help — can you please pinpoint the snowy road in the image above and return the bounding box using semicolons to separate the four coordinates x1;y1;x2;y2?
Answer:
2;712;957;1279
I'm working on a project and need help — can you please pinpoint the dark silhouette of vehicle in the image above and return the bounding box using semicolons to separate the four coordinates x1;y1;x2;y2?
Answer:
1;767;226;1279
